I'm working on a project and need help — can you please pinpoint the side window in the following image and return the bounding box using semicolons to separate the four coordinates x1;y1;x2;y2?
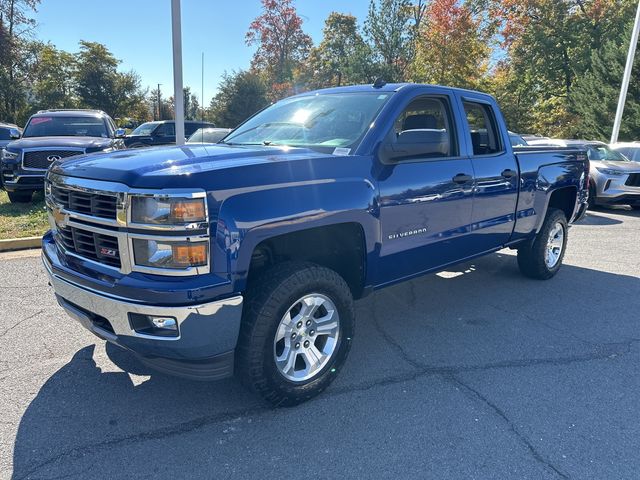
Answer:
463;101;503;156
185;124;198;136
391;96;455;159
165;123;175;136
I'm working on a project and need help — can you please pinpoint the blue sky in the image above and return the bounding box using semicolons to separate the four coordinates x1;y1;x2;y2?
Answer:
35;0;371;105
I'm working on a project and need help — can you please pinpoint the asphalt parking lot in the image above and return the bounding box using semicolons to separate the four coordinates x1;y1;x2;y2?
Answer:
1;208;639;480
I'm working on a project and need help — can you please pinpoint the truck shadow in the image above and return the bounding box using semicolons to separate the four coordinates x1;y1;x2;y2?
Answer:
11;254;640;479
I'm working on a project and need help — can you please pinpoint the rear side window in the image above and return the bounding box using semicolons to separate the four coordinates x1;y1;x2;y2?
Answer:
0;128;10;140
463;101;503;156
392;96;455;158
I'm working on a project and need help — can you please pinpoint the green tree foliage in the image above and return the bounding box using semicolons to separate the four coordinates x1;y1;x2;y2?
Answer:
364;0;423;81
570;27;640;142
208;70;269;128
304;13;374;88
30;43;76;110
74;41;146;118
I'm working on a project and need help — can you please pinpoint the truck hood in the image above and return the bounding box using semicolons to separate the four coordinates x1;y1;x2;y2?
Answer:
7;136;112;150
50;144;329;188
591;160;640;173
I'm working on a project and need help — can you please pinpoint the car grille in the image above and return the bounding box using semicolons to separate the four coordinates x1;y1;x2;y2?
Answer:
51;184;118;219
625;173;640;187
23;150;84;170
56;225;121;268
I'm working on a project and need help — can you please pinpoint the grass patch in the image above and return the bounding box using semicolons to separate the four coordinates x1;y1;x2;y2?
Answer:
0;190;49;240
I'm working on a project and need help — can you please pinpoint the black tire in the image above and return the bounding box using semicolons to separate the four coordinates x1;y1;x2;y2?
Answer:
587;183;598;210
7;190;33;203
517;208;568;280
236;262;355;407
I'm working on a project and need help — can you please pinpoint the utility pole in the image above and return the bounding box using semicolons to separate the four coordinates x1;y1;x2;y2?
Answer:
156;83;162;120
171;0;185;146
611;0;640;144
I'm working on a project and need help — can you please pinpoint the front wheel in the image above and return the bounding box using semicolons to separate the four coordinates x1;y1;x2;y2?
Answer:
517;208;568;280
236;262;355;407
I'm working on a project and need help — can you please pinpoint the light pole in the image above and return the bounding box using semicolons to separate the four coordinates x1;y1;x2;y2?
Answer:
156;83;162;120
611;0;640;144
171;0;185;146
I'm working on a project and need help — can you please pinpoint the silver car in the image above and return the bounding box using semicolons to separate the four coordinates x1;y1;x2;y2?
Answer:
527;138;640;210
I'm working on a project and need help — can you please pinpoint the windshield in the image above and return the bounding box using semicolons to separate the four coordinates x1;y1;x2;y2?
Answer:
187;128;231;144
24;116;107;138
586;145;628;162
131;122;159;135
223;92;393;153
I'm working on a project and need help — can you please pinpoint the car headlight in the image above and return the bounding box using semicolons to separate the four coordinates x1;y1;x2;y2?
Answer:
596;167;624;176
130;196;207;225
132;239;208;269
1;150;18;161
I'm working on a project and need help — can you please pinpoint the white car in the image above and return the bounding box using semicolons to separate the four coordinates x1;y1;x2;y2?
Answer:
611;142;640;162
528;138;640;210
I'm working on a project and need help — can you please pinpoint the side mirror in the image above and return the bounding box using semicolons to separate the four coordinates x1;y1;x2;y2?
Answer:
9;129;20;140
114;128;126;138
379;130;449;163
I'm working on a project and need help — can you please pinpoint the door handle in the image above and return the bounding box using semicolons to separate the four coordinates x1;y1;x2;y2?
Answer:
501;169;517;178
452;173;473;184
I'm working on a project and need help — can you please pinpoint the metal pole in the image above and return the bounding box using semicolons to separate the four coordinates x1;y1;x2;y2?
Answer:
171;0;185;146
156;83;162;120
611;0;640;144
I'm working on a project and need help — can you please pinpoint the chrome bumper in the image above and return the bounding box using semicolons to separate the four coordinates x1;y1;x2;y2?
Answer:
43;253;243;380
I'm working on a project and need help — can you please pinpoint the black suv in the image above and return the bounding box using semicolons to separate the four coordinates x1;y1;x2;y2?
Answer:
0;123;22;152
123;120;215;148
1;109;125;203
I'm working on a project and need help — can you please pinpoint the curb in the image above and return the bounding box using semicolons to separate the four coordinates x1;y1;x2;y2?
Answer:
0;236;42;252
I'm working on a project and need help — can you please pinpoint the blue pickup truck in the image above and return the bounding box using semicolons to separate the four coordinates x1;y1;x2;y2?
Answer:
42;83;589;406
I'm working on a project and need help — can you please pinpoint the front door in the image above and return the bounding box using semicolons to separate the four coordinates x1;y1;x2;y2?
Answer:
375;93;475;285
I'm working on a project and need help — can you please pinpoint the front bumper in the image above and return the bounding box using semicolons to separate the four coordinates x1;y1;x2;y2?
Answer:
43;252;243;381
593;173;640;205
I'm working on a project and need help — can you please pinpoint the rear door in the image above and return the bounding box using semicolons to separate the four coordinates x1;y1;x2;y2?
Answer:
458;95;519;253
375;90;475;284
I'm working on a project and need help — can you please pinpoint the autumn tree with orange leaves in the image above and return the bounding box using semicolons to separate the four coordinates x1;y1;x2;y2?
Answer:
246;0;312;91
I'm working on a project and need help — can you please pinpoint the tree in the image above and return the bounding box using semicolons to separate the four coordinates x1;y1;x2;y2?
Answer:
303;12;378;89
246;0;312;85
412;0;490;88
208;70;269;128
570;27;640;142
364;0;422;81
0;0;41;122
74;40;146;118
30;43;76;110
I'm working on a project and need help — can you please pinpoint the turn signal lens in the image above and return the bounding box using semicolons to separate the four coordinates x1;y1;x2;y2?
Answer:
172;244;207;266
170;200;206;223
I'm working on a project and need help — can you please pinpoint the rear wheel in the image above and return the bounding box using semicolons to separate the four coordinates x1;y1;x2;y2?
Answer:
236;262;355;407
517;208;568;280
7;191;33;203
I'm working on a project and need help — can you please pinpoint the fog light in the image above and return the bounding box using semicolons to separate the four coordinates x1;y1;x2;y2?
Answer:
129;313;179;337
151;316;177;330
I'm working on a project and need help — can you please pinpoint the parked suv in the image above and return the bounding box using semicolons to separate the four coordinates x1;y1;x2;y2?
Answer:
0;123;22;151
123;120;215;148
1;109;125;203
528;138;640;210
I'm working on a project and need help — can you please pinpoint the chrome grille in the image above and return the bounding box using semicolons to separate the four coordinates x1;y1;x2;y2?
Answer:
51;184;117;219
23;150;84;170
56;225;121;268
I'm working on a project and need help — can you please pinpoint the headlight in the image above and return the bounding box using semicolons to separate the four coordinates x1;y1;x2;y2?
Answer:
132;239;208;269
1;150;18;161
596;167;624;176
130;196;207;225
